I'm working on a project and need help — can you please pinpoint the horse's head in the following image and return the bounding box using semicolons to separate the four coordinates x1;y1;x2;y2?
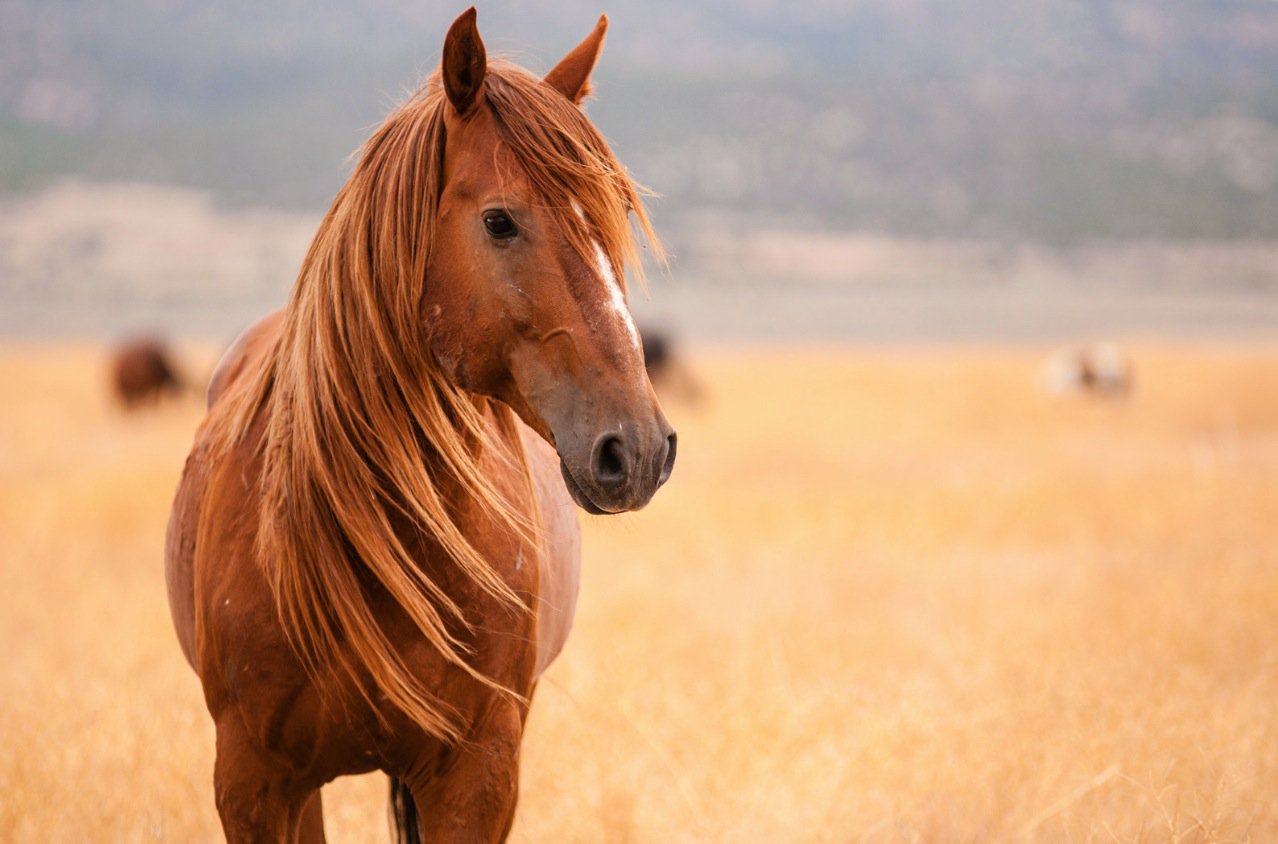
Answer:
422;9;675;515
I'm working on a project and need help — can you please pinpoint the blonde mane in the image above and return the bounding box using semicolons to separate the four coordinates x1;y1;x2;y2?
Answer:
216;62;660;741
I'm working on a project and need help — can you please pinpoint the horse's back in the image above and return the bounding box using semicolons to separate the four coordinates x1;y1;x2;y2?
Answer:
208;310;286;408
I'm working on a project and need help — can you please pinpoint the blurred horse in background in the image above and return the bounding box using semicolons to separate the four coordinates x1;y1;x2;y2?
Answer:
109;336;185;408
1041;342;1134;398
165;10;675;842
640;324;704;405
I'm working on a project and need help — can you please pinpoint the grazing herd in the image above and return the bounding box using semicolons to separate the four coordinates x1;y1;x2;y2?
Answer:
111;331;1128;415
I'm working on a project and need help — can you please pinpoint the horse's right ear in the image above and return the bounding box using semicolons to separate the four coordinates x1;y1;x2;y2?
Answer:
442;7;487;116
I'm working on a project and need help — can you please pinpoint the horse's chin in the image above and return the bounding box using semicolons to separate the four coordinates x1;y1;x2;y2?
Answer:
558;460;616;516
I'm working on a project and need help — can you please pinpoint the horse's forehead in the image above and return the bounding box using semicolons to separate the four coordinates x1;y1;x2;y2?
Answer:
444;109;527;191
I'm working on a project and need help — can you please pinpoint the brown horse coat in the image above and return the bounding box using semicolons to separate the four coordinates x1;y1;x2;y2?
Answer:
165;10;671;842
168;312;580;837
180;310;581;677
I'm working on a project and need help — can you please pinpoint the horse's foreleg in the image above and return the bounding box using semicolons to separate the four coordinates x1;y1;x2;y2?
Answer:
403;700;526;843
214;718;323;843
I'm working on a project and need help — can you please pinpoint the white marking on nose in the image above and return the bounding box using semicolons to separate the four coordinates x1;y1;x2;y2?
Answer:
573;202;640;351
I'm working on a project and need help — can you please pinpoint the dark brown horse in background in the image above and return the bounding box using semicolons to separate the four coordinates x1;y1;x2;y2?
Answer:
640;324;705;405
110;336;184;408
165;9;675;841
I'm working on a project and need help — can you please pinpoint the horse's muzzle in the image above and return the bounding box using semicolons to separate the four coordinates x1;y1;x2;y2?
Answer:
559;421;676;514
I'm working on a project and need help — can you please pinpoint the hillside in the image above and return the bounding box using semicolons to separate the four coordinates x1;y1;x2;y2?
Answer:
3;0;1278;240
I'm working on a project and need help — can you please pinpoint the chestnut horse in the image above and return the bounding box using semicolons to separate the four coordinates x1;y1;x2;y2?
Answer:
165;9;675;841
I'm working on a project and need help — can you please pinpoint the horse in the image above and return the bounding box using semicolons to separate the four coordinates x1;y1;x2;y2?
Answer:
164;10;676;841
640;324;704;405
1040;342;1133;398
110;336;184;408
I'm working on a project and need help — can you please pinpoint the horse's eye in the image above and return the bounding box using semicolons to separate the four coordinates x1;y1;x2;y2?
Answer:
483;210;518;240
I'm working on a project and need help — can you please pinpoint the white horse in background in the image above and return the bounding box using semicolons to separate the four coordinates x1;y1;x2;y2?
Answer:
1040;342;1133;398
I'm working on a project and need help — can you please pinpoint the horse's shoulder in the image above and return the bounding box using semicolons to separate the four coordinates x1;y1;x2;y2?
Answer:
208;309;286;409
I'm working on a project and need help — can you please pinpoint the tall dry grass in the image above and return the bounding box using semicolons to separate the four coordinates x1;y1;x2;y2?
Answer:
1;343;1276;842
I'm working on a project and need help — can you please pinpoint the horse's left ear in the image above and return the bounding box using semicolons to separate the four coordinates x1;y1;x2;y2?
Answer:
442;7;487;116
545;14;608;104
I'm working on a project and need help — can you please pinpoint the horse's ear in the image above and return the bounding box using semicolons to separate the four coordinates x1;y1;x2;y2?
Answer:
544;14;608;104
442;7;487;116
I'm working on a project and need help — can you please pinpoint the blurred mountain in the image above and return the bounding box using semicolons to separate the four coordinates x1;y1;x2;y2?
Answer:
3;0;1277;240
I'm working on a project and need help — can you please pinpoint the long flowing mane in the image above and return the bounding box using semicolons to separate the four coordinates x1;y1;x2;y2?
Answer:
214;62;660;741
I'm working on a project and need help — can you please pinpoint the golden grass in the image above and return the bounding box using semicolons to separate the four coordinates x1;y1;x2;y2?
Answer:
2;343;1277;842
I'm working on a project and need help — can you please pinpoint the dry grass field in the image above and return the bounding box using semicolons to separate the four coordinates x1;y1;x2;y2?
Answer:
2;342;1277;842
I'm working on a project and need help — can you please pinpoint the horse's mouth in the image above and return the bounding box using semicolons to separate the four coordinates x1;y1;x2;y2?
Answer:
558;460;611;515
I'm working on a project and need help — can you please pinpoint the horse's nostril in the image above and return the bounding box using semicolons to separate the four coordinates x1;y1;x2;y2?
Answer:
592;434;627;488
659;431;677;484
